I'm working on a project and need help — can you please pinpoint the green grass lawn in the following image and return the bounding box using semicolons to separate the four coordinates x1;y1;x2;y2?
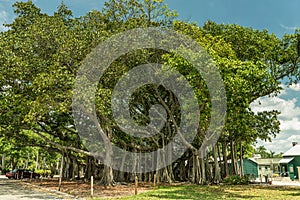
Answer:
98;184;300;200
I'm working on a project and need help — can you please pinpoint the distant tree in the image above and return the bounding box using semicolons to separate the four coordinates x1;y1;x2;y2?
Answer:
274;152;284;158
269;150;275;158
255;146;269;158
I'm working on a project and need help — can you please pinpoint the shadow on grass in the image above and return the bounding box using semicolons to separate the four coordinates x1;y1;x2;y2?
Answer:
252;185;300;191
287;192;300;197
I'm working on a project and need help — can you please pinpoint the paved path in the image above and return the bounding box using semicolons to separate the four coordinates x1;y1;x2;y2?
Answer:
0;175;75;200
253;177;300;186
272;180;300;186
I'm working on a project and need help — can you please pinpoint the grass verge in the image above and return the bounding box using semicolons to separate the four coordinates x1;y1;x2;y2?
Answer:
95;184;300;200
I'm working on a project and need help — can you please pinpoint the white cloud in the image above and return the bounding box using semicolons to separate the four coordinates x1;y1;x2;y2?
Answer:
278;84;287;95
288;83;300;92
0;10;9;32
251;86;300;153
280;118;300;131
287;134;300;141
256;139;294;154
251;97;300;119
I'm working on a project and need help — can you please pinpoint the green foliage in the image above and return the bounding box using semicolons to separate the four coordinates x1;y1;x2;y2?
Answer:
223;175;249;185
0;0;298;184
35;169;52;177
254;146;283;158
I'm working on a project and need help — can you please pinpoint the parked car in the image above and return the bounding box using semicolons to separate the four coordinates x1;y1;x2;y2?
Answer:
6;169;40;179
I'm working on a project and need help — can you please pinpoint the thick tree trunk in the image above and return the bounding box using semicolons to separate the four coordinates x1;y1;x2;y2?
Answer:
118;154;126;182
100;137;114;186
76;160;80;180
165;142;174;183
178;159;186;181
213;145;221;183
161;167;172;183
50;163;56;177
160;143;172;183
100;165;114;186
84;156;94;181
63;154;70;179
70;158;75;179
156;151;161;183
230;140;237;175
190;153;201;184
205;157;211;183
2;154;6;170
199;151;206;185
167;162;175;183
222;141;229;177
10;157;15;170
129;148;137;182
143;154;148;182
58;153;64;191
36;150;39;170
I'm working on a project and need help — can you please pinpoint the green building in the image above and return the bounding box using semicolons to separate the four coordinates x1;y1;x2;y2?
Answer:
279;144;300;180
242;158;258;177
242;158;281;178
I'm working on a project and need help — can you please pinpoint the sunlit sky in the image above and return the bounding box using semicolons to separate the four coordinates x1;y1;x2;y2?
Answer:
1;0;300;154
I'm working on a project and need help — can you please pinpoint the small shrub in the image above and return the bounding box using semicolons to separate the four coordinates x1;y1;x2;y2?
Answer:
223;175;249;185
35;169;52;177
272;173;279;178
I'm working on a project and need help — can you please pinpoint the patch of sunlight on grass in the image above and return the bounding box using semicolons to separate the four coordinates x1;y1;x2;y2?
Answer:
96;184;300;200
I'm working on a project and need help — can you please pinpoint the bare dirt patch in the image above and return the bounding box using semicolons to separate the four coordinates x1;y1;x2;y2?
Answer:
21;178;153;199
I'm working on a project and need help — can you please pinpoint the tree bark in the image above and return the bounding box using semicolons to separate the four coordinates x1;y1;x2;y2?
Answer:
36;150;39;170
2;154;6;170
58;153;64;191
213;144;221;183
222;141;229;177
190;153;201;184
230;140;237;175
100;165;114;186
200;154;206;184
240;140;243;176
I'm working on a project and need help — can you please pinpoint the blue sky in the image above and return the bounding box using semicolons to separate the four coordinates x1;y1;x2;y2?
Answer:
1;0;300;153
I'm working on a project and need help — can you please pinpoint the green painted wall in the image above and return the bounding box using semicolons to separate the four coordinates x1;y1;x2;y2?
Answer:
280;156;300;180
242;159;258;177
290;156;300;179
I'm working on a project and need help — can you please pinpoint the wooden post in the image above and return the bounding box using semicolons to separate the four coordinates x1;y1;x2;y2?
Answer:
135;176;138;195
58;153;64;191
91;176;94;198
153;174;156;189
30;172;33;182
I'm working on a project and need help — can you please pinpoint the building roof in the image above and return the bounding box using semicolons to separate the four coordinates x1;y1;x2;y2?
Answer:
283;145;300;157
248;158;281;165
279;157;294;164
